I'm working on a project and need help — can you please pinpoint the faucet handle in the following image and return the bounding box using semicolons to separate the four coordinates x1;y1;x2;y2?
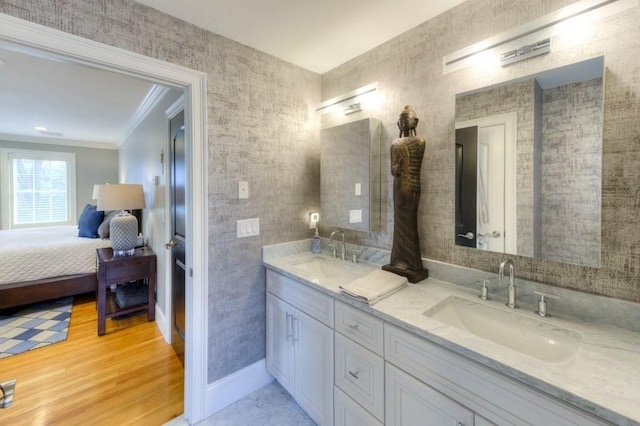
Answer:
328;244;337;258
479;279;491;300
349;249;360;263
534;290;561;317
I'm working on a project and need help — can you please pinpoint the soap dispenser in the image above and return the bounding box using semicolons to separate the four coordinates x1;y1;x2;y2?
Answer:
312;228;321;253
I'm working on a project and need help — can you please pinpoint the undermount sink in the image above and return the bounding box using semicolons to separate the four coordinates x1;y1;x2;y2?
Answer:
290;256;371;285
424;296;582;363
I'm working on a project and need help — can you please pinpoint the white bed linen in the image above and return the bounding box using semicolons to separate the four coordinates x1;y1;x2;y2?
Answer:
0;226;111;287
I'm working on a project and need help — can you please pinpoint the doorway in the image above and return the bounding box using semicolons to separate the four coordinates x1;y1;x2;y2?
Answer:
0;14;209;423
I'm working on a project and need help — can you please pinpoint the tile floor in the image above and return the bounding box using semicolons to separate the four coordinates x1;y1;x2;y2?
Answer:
166;381;316;426
200;381;315;426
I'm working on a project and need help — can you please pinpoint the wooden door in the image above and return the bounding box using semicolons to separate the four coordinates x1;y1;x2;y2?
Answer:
169;110;187;365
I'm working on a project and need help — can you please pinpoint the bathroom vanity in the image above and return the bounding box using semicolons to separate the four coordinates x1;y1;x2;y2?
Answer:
263;241;640;426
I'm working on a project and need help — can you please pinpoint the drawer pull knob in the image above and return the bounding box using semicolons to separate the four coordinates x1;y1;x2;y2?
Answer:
348;370;359;380
347;324;359;331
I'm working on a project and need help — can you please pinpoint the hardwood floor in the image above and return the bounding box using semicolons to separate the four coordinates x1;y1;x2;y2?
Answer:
0;293;184;425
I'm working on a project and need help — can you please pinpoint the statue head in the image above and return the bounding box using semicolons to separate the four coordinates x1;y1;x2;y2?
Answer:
397;105;418;137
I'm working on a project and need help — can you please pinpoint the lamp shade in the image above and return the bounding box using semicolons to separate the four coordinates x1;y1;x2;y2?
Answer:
96;184;146;211
92;184;100;200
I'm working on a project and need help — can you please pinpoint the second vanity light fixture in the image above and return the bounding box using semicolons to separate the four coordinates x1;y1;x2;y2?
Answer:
316;83;377;115
443;0;636;73
343;102;362;115
500;37;551;66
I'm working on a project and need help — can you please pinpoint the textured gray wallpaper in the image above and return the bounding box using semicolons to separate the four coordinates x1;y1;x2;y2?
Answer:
541;78;602;266
322;0;640;303
0;0;321;383
2;0;638;393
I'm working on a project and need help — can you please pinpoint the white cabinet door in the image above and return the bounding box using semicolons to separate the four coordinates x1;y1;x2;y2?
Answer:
335;386;383;426
266;293;295;395
386;363;474;426
474;414;497;426
295;308;334;426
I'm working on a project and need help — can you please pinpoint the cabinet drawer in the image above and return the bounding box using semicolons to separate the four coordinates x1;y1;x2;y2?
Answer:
384;323;606;426
102;258;150;283
267;269;333;327
334;386;383;426
335;301;384;356
335;332;384;421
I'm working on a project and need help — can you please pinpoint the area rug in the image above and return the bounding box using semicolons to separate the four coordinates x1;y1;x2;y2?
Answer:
0;297;73;359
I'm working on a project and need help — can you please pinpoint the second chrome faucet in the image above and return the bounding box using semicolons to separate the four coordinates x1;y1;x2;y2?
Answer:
499;259;518;309
329;230;346;261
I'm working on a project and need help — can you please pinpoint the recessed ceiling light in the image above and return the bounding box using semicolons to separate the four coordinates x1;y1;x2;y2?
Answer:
34;126;48;131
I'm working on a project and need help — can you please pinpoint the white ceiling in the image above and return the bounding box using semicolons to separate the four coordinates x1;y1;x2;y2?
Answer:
0;1;465;148
0;43;160;148
135;0;466;74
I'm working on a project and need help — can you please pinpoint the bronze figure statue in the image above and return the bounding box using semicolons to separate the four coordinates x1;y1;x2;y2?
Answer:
382;105;429;283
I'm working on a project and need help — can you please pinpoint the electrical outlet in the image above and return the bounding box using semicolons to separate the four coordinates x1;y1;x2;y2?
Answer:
239;181;249;199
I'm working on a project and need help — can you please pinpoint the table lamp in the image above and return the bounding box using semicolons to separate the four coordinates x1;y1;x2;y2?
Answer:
97;184;145;256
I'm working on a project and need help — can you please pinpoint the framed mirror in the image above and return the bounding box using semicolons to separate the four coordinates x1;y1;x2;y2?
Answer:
454;56;604;267
321;118;382;232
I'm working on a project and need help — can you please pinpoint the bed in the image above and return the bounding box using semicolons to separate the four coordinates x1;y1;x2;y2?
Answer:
0;226;111;309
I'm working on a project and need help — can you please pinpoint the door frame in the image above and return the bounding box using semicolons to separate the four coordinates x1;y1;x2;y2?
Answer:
0;14;209;424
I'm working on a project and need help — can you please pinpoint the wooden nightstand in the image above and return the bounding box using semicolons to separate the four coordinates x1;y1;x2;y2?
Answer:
96;247;156;336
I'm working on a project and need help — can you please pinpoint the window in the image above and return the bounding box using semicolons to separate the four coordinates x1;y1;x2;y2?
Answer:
1;148;76;229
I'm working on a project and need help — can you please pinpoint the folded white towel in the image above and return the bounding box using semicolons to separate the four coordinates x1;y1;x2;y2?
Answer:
339;269;408;305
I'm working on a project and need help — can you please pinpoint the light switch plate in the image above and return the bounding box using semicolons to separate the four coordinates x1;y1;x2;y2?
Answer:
349;209;362;223
237;218;259;237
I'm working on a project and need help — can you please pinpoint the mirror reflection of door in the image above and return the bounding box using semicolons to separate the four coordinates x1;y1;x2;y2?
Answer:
169;110;186;365
455;126;477;248
477;125;505;252
456;113;516;253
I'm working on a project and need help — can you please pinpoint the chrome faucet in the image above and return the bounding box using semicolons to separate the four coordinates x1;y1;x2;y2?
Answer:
329;230;346;260
499;259;518;309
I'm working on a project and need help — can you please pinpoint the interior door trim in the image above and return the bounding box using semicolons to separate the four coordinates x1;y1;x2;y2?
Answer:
0;14;210;424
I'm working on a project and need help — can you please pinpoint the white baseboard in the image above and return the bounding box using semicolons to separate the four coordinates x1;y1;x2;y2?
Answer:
204;359;274;418
154;303;171;344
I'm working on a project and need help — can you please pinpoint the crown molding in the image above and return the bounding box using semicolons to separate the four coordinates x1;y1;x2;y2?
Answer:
116;84;172;147
0;132;118;150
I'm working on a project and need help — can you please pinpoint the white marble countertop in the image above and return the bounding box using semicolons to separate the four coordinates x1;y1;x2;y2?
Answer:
263;243;640;425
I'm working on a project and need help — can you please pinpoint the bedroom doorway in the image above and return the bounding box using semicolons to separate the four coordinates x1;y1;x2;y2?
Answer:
0;14;209;424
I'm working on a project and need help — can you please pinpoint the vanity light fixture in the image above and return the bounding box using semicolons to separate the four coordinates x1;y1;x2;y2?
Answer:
343;102;362;115
500;37;551;66
316;83;377;114
443;0;636;73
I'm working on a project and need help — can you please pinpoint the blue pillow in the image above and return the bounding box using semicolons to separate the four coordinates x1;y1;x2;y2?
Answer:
78;204;104;238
